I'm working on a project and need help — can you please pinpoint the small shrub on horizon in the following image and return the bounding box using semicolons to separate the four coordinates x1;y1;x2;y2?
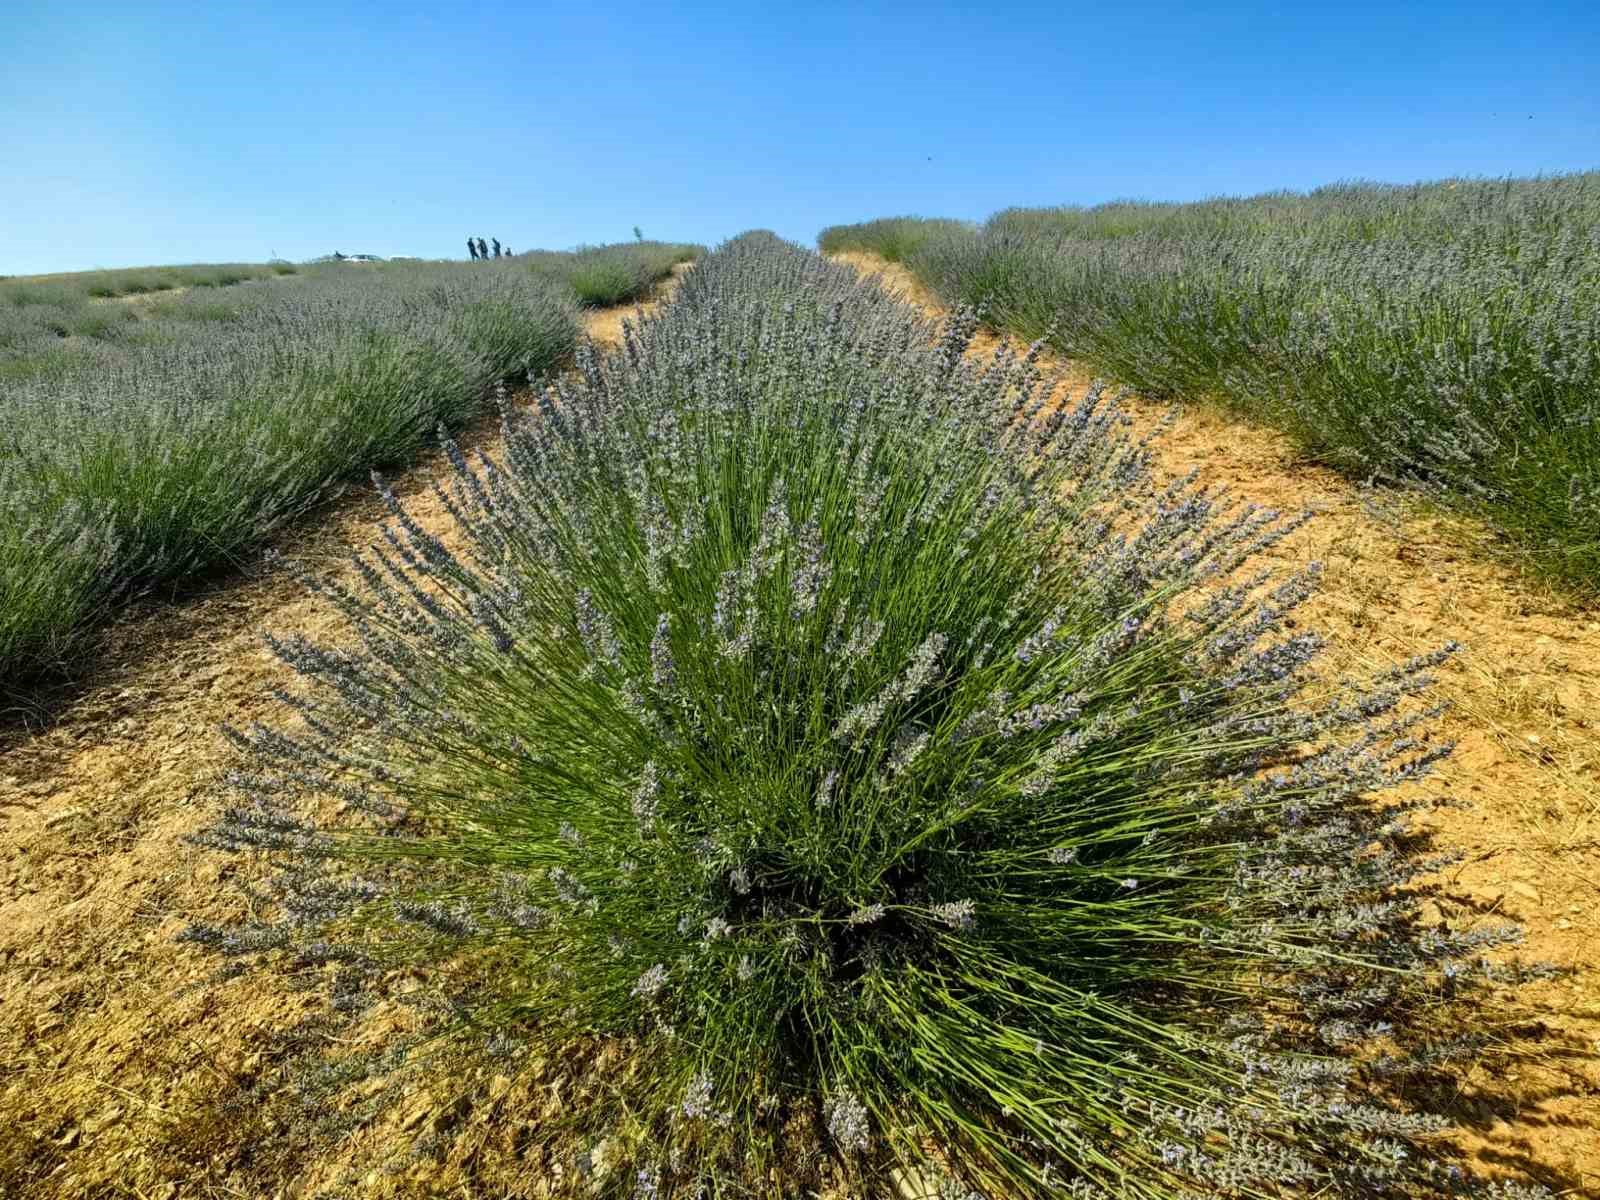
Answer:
185;234;1547;1199
818;215;975;263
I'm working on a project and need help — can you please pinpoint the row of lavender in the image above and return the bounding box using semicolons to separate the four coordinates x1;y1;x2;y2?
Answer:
0;242;698;391
185;232;1544;1198
0;261;300;385
0;259;582;698
819;174;1600;593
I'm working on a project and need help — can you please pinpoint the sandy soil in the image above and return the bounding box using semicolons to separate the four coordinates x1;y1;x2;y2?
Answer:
1;256;1595;1197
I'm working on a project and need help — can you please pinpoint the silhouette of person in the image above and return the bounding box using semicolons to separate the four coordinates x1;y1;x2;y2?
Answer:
492;238;502;258
467;236;479;261
476;238;489;260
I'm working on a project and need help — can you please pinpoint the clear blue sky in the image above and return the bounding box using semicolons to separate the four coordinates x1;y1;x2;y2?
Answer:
3;0;1596;275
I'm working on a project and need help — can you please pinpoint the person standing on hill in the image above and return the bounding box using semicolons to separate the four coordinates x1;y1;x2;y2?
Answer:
467;236;479;260
476;237;489;260
492;238;502;258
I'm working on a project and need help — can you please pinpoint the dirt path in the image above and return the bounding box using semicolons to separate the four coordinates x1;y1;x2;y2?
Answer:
1;256;1595;1197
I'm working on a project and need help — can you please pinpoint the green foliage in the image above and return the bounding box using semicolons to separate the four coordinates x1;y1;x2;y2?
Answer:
64;305;140;340
0;511;119;684
4;282;88;309
64;262;281;300
0;262;581;697
524;240;702;307
824;174;1600;593
194;235;1536;1199
0;263;300;377
0;231;713;698
817;216;975;263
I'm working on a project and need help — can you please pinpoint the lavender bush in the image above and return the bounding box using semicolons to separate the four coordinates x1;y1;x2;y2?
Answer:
188;234;1544;1197
0;264;297;381
521;240;702;307
1;261;288;308
0;260;580;696
822;174;1600;593
75;261;294;297
818;216;976;263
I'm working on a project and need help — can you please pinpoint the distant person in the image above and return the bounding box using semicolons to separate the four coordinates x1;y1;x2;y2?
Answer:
503;245;511;257
476;237;489;260
467;236;479;260
492;238;502;258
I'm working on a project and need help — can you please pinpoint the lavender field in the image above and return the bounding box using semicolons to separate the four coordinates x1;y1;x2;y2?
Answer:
820;174;1600;593
0;228;1593;1199
0;256;644;702
179;233;1542;1198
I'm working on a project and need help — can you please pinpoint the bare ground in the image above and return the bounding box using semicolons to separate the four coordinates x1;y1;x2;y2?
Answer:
1;256;1596;1197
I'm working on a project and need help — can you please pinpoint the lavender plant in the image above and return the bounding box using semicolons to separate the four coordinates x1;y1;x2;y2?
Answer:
188;234;1543;1198
77;261;292;296
0;260;581;696
818;216;976;263
523;240;702;307
0;262;286;316
823;173;1600;593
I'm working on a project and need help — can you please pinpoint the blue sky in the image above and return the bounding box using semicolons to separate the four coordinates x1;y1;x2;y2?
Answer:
3;0;1596;274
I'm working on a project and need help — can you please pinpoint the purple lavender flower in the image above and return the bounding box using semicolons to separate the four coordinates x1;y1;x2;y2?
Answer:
650;613;676;691
631;963;668;1000
930;899;976;930
826;1089;871;1153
